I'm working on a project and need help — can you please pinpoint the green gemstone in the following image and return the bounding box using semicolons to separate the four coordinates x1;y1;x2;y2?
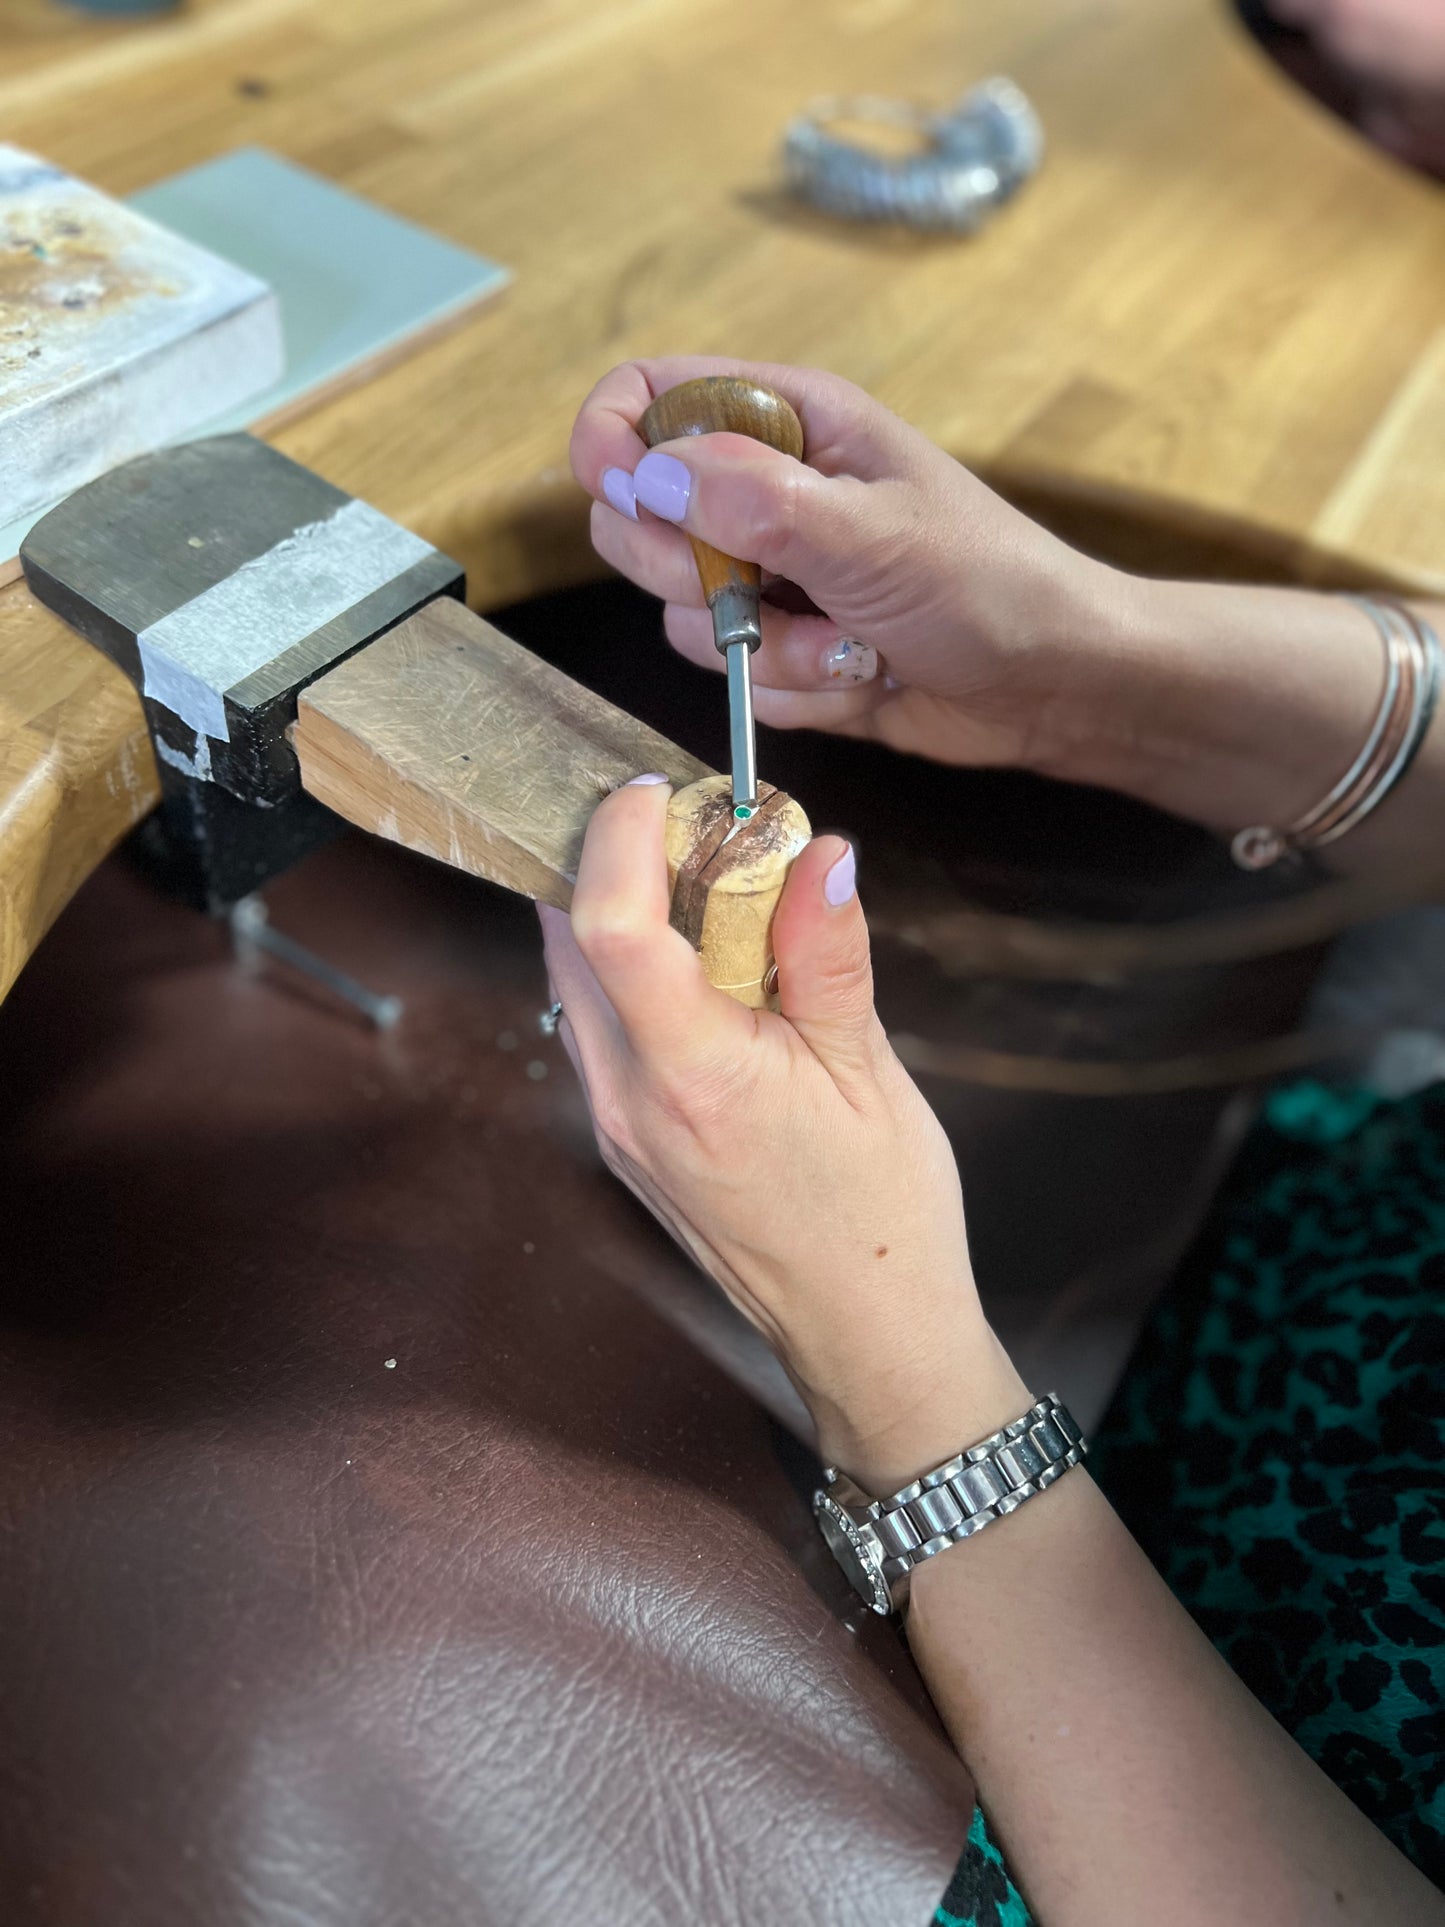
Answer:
734;804;755;822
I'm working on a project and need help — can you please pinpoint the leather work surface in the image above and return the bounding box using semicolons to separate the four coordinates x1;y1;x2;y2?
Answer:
0;837;971;1927
0;575;1331;1923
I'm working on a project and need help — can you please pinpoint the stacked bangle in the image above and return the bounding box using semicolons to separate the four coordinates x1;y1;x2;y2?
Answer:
1232;597;1442;871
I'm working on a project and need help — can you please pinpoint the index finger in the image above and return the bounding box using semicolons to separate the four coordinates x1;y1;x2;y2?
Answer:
568;357;914;504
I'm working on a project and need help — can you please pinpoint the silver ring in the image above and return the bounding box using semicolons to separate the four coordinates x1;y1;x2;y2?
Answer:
539;1000;564;1036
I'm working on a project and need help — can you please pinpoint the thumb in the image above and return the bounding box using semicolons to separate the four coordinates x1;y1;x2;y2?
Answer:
770;834;880;1084
631;433;873;596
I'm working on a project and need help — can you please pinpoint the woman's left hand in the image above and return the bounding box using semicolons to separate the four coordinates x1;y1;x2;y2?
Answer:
538;774;1027;1495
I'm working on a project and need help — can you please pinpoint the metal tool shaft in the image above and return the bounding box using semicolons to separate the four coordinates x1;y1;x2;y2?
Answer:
725;641;757;813
709;581;762;815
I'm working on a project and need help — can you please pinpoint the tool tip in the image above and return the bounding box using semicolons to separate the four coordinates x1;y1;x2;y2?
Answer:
733;803;755;822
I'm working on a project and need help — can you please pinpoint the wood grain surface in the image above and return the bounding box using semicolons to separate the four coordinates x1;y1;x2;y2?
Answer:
0;580;156;1001
641;375;806;609
296;611;802;1002
293;594;709;903
3;0;1444;1002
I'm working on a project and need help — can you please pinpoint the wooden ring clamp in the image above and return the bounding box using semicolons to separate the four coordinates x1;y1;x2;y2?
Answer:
17;380;811;1009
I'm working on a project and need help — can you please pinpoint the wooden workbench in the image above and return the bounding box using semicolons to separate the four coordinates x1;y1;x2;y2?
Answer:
2;0;1443;1002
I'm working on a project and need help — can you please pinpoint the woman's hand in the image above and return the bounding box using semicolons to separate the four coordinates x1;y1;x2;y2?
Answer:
1266;0;1445;174
1267;0;1445;90
538;773;1027;1495
572;355;1443;882
574;357;1445;872
569;355;1122;778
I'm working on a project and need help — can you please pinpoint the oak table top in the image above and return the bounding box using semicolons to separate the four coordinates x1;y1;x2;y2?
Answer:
2;0;1443;1001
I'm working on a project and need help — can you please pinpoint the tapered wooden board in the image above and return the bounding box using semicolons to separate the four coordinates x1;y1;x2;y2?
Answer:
293;598;711;908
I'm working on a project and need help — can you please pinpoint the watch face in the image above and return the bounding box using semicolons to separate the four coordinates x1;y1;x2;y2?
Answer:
814;1493;892;1615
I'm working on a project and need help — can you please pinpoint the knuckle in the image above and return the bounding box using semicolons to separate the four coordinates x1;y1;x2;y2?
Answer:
790;362;867;422
566;417;589;486
745;458;807;576
647;1045;757;1145
663;602;714;657
703;442;810;579
862;1013;901;1081
772;461;809;563
589;1089;641;1167
589;499;626;566
569;903;648;971
816;947;876;1012
594;1127;629;1177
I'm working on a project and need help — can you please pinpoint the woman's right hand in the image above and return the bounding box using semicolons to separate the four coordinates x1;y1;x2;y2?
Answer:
572;358;1444;872
569;356;1123;778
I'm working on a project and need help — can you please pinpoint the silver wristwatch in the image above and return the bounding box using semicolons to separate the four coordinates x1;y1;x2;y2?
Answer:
813;1392;1086;1615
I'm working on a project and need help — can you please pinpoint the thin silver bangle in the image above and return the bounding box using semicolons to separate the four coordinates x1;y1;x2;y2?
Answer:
1231;597;1441;871
1316;602;1441;848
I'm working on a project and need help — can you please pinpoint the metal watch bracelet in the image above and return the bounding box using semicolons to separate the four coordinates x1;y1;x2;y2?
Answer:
814;1392;1086;1615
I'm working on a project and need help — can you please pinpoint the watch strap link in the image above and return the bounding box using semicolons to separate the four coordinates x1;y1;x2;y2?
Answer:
824;1392;1086;1601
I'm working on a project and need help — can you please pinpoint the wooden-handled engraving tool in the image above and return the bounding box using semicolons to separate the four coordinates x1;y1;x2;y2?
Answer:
18;432;809;1009
638;377;805;823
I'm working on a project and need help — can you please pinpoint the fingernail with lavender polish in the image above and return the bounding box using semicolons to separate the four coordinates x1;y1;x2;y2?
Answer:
824;845;857;907
626;772;670;786
601;466;638;521
632;450;691;523
822;638;877;684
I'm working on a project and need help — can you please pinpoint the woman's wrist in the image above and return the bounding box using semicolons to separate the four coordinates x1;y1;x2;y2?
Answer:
1030;571;1394;852
808;1320;1031;1499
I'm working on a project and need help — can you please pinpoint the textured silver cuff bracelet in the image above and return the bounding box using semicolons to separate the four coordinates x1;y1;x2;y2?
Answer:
783;80;1044;233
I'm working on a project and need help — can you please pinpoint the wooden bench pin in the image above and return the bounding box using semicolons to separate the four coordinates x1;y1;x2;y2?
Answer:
19;427;809;1009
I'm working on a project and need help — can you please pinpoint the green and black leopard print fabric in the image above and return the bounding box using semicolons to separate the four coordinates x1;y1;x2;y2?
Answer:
935;1078;1445;1926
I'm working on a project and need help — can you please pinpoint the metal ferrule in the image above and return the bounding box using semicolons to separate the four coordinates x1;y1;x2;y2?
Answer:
707;583;763;656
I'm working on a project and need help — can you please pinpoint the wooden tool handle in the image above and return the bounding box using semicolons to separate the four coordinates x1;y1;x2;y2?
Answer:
292;598;809;1007
638;377;804;607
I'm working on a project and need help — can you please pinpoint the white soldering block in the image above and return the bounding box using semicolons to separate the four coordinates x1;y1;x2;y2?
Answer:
0;146;283;527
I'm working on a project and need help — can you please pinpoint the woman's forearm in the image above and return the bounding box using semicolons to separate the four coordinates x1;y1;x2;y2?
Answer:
1042;576;1445;873
906;1467;1445;1925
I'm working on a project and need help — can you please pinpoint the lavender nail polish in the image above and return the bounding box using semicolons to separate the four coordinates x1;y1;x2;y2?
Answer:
633;451;691;523
824;845;857;907
601;466;638;520
626;772;670;786
822;638;878;684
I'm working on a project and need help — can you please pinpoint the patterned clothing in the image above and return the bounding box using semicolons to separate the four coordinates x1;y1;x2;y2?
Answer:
935;1079;1445;1925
